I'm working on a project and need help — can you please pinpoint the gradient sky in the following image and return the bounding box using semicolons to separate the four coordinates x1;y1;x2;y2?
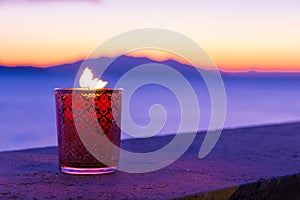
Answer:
0;0;300;71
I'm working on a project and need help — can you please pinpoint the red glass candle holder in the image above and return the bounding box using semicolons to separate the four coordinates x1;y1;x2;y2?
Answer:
54;88;123;175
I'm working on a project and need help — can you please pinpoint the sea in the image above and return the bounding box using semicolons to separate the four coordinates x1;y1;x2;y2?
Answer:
1;59;300;152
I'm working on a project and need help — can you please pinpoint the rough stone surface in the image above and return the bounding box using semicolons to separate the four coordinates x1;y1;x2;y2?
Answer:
1;122;300;199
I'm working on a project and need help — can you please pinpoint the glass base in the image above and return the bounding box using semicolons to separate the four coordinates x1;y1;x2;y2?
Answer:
60;166;117;175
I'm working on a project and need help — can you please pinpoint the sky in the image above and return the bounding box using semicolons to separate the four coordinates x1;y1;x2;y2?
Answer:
0;0;300;71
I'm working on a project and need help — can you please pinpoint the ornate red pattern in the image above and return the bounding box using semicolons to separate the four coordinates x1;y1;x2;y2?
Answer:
55;89;122;169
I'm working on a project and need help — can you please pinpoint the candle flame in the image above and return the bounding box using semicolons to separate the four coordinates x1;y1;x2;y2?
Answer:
79;67;108;89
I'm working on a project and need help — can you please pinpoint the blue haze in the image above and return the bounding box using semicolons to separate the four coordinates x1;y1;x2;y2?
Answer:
0;56;300;151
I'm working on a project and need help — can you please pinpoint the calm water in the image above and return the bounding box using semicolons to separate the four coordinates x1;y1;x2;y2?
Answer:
1;70;300;151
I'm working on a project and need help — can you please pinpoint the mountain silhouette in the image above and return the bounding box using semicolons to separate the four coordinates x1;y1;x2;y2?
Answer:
1;55;299;81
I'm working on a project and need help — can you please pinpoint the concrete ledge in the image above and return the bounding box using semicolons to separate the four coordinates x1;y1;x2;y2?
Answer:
1;122;300;199
179;174;300;199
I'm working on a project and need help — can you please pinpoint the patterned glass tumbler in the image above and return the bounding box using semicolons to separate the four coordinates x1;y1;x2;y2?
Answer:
54;88;123;175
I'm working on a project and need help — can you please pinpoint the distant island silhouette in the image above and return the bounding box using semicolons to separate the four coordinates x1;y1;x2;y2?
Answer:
1;55;299;79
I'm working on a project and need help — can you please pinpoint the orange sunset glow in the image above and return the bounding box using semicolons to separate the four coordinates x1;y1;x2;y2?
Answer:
0;0;300;71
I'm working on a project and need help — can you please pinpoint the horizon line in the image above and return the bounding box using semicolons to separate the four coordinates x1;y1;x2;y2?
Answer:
1;55;300;74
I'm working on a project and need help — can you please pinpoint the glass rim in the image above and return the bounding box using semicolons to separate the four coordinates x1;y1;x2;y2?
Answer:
54;88;124;92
